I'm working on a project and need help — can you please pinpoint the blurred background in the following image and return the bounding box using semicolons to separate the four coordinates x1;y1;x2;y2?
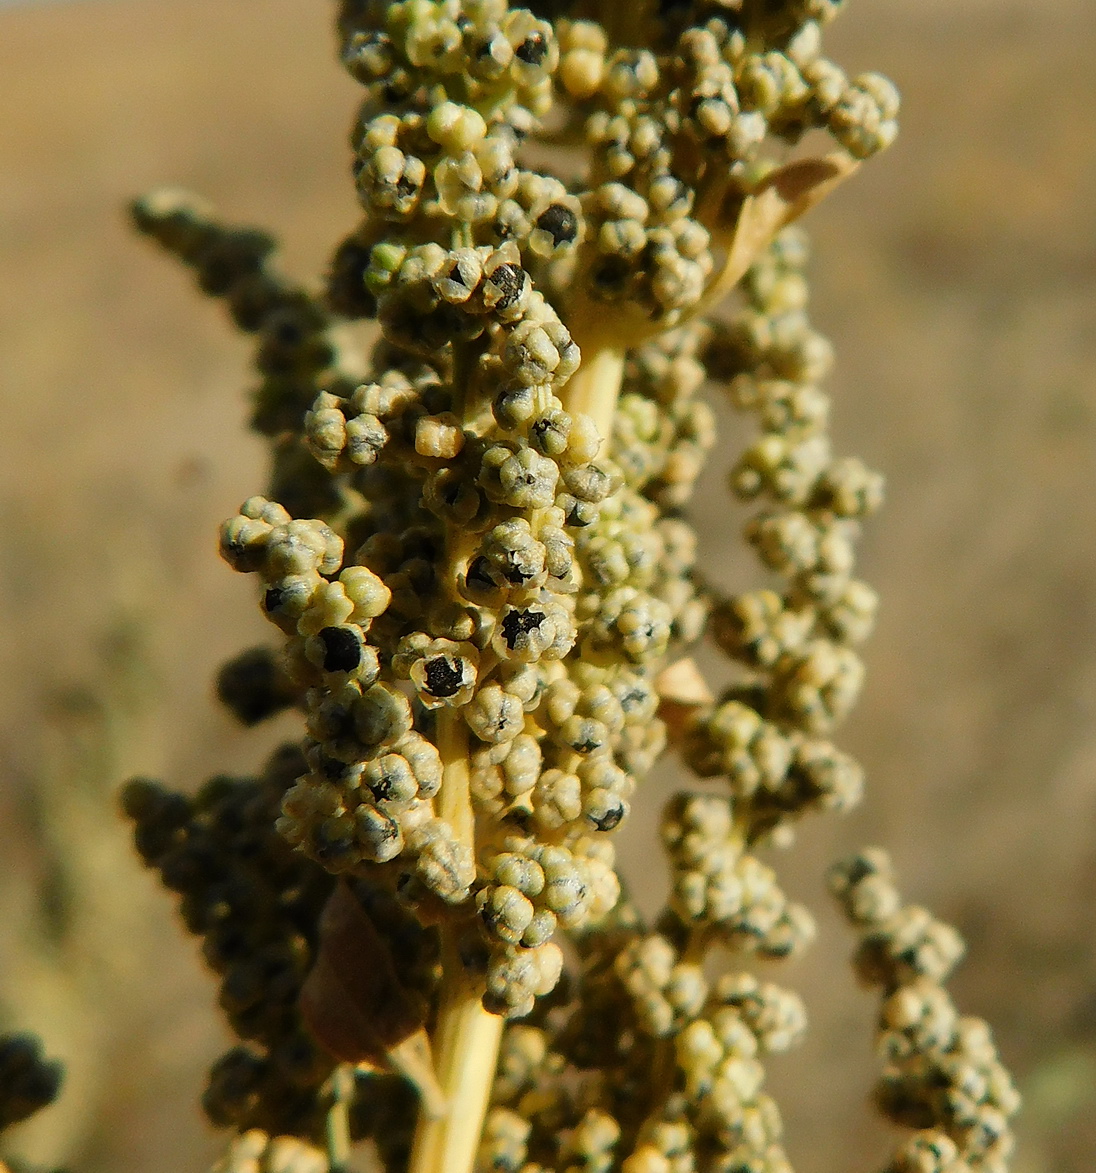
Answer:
1;1;1095;1170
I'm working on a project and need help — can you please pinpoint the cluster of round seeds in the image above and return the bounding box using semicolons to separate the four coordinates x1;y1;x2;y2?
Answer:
211;1130;327;1173
123;748;438;1146
132;0;919;1158
336;0;577;309
122;747;338;1136
475;833;620;1017
679;226;879;848
659;793;815;959
579;176;713;329
568;42;716;331
831;852;1021;1173
537;7;900;335
477;916;811;1173
218;496;481;904
130;192;353;520
671;977;808;1168
339;1;557;125
0;1034;63;1132
205;0;652;1021
615;324;716;511
682;696;863;840
614;934;708;1038
669;11;898;161
470;214;897;1170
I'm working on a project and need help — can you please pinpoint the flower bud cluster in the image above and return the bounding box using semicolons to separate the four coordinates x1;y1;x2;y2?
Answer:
660;794;815;959
480;914;809;1173
831;852;1021;1173
615;324;716;512
683;227;879;846
212;1130;327;1173
0;1034;63;1132
204;0;694;1020
130;191;354;520
474;831;621;1017
682;694;864;842
122;747;338;1135
123;747;437;1149
671;973;808;1166
542;8;900;332
474;215;900;1172
128;2;967;1168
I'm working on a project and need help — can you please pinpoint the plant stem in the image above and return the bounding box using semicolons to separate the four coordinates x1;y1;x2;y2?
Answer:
408;710;503;1173
325;1065;355;1173
561;345;626;457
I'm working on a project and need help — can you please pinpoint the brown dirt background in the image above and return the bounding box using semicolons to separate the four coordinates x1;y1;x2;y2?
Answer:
1;2;1095;1170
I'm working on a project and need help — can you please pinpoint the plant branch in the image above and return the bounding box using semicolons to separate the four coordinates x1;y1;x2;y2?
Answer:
560;345;626;457
407;711;503;1173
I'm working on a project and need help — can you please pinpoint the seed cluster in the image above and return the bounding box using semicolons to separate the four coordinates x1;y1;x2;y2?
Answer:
831;851;1021;1173
212;1130;328;1173
122;748;436;1143
477;927;810;1173
549;4;898;334
130;0;902;1033
122;748;338;1135
463;224;872;1173
689;226;880;810
0;1034;63;1133
127;2;1017;1171
130;191;353;521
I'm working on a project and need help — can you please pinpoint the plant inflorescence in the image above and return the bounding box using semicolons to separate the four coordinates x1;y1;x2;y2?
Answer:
0;3;1020;1173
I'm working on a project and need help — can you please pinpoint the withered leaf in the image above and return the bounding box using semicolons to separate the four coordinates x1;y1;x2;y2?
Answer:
300;880;429;1064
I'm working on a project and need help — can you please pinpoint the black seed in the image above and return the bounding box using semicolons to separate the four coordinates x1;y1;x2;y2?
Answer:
515;31;548;65
424;656;465;698
536;204;577;246
467;556;498;592
589;803;625;832
447;261;468;287
396;174;420;198
328;239;377;319
368;769;395;802
567;500;598;527
263;587;285;613
500;609;545;649
319;626;362;672
375;813;401;842
503;560;534;585
487;263;525;310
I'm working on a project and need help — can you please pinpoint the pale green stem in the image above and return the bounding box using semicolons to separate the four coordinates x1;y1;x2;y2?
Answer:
407;711;503;1173
561;345;626;457
325;1065;354;1173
